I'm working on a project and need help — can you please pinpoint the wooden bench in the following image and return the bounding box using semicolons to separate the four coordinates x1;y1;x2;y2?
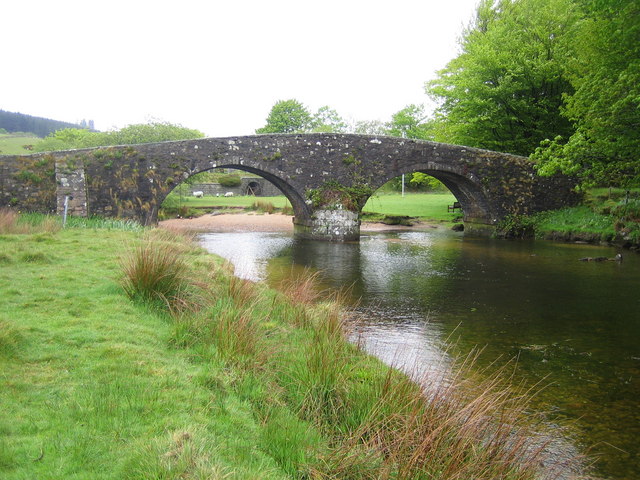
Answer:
447;201;461;212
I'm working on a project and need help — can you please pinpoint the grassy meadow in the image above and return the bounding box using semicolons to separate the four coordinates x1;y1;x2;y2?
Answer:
161;192;460;224
0;132;42;155
362;192;458;222
0;209;574;479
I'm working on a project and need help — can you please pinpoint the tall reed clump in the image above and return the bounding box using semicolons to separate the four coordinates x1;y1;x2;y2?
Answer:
269;273;574;479
251;200;275;214
0;209;60;234
119;232;207;316
208;303;262;366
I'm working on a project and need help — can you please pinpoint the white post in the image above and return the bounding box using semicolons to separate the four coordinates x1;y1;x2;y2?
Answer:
62;195;71;227
402;174;405;197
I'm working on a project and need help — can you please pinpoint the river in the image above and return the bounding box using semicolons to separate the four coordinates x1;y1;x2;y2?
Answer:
199;228;640;480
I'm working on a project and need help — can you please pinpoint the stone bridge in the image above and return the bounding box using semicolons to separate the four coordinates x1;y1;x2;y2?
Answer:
0;133;579;241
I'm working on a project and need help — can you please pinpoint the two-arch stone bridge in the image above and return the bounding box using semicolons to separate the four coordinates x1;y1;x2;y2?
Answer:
1;133;579;241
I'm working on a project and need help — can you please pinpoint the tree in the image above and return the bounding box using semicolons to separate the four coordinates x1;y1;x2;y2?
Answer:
408;172;446;191
534;0;640;187
383;105;442;191
35;128;102;152
386;104;434;140
351;119;388;136
255;99;313;134
311;106;348;133
426;0;577;156
34;122;204;152
106;122;204;145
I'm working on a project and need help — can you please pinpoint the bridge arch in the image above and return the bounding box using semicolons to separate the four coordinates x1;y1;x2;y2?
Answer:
161;163;312;222
366;163;495;226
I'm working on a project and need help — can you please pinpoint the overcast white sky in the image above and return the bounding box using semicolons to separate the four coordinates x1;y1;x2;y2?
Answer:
2;0;478;137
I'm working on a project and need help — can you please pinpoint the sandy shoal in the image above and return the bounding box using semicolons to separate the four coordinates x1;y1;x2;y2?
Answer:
159;212;434;233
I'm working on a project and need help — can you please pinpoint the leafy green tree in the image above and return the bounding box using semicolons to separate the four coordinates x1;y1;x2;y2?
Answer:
534;0;640;187
34;122;204;152
386;104;434;140
427;0;577;156
408;172;447;191
35;128;103;152
384;105;442;191
351;119;388;135
106;122;204;145
255;99;313;134
311;106;348;133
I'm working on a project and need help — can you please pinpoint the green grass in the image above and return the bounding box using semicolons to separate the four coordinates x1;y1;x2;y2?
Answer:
165;194;292;209
0;214;577;479
363;192;458;222
162;192;459;223
0;132;42;155
0;226;290;478
535;206;616;234
526;188;640;244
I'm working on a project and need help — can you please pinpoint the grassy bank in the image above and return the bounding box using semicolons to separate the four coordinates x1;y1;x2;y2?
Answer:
1;211;580;479
498;188;640;248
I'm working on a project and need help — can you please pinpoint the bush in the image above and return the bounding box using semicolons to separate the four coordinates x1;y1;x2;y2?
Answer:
495;214;536;238
250;201;275;214
218;174;241;187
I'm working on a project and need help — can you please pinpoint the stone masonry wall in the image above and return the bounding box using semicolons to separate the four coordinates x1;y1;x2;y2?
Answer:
0;154;57;213
0;134;581;234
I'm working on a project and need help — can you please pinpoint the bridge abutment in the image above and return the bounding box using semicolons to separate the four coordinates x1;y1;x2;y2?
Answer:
293;208;360;242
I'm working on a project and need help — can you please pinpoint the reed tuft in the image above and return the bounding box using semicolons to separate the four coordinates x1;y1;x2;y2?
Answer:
119;239;207;316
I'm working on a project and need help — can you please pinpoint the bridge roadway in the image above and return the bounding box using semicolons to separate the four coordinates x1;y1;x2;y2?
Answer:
1;133;579;241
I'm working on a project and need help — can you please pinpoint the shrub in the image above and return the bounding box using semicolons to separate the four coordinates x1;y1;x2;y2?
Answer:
495;214;536;238
218;174;241;187
250;201;275;214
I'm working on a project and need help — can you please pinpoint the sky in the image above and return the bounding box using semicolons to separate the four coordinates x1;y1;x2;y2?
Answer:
2;0;479;137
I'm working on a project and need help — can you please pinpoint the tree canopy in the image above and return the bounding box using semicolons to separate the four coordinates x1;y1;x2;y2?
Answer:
34;122;205;152
255;99;314;134
532;0;640;187
426;0;577;157
255;99;350;134
426;0;638;187
386;104;434;140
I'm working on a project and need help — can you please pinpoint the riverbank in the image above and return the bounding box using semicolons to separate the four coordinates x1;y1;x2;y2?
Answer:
0;212;579;479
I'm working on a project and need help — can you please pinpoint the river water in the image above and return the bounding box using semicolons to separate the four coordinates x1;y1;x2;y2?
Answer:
199;229;640;480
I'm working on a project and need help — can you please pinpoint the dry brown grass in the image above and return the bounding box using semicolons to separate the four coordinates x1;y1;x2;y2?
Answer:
0;209;60;234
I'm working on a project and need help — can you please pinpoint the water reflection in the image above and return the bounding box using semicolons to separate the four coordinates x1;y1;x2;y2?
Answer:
198;229;640;480
199;232;293;281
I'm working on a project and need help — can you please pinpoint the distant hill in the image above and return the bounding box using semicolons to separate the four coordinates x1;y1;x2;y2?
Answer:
0;109;91;138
